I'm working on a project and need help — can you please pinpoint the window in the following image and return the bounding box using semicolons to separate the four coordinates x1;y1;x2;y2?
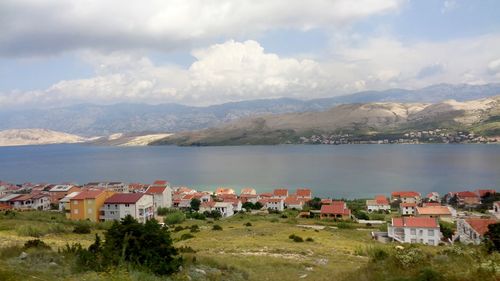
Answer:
428;239;434;245
125;204;130;207
428;229;434;236
74;201;78;205
410;229;416;235
419;230;423;235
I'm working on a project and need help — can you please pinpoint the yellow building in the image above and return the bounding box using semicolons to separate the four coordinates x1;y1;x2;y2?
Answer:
69;189;114;222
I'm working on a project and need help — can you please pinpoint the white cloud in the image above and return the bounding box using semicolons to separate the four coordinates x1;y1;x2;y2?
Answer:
0;0;402;56
2;34;500;108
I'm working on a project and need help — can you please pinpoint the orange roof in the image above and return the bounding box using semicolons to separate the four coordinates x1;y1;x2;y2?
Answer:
416;206;451;215
153;180;168;185
456;191;478;198
273;189;288;197
72;190;104;200
465;219;498;235
105;193;144;204
215;187;235;195
295;188;312;197
392;217;438;228
321;198;333;205
392;191;420;197
146;186;167;194
240;188;256;195
259;192;273;198
400;202;417;207
375;195;389;205
422;202;441;207
320;201;350;215
284;196;304;205
476;189;496;197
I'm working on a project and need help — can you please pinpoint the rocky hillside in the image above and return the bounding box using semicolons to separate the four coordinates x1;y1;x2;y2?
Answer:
153;96;500;146
0;129;88;147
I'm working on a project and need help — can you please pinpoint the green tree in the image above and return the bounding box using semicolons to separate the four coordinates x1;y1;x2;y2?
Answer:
190;198;201;211
306;197;322;210
242;202;255;210
254;202;263;210
484;223;500;253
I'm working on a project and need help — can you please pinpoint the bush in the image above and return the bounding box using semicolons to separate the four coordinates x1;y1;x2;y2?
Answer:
289;234;304;242
23;239;50;250
394;247;426;268
305;237;314;242
73;224;91;234
164;211;186;225
180;233;195;240
212;224;223;231
190;225;200;233
244;222;252;227
173;226;185;232
337;222;353;229
186;212;206;220
16;225;44;237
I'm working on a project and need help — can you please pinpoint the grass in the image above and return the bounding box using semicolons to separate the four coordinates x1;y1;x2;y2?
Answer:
0;210;499;281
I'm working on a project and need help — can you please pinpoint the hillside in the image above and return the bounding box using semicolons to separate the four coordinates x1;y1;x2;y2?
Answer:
0;129;88;147
1;83;499;136
153;96;500;146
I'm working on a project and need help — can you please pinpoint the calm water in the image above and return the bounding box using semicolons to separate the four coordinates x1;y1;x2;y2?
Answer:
0;144;498;198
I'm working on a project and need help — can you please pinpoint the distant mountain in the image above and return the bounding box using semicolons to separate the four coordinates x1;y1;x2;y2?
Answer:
1;83;499;136
0;129;88;147
153;96;500;146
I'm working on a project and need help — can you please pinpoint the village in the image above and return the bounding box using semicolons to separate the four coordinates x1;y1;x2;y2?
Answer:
0;180;498;248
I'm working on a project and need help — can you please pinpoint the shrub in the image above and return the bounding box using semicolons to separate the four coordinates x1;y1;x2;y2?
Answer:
305;237;314;242
23;239;50;250
173;226;185;232
178;246;196;253
289;234;304;242
244;222;252;227
180;233;195;240
186;212;206;220
337;222;353;229
164;211;186;225
16;225;44;237
281;214;288;219
367;247;388;261
190;225;200;233
73;224;91;234
394;247;426;268
212;224;223;231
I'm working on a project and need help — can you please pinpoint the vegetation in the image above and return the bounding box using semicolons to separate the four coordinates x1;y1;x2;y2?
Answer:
484;223;500;253
190;198;201;211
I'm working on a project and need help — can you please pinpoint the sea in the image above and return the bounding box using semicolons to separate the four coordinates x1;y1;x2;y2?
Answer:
0;144;498;198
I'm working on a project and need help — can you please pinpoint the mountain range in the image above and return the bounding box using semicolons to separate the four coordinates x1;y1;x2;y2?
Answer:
1;83;500;136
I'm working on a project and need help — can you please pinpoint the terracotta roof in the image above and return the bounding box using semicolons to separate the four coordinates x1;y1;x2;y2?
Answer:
422;202;441;207
153;180;168;185
392;217;438;228
477;189;496;197
392;191;420;198
259;192;273;198
260;198;283;204
146;186;166;194
217;193;237;200
72;190;105;200
400;202;417;207
295;188;312;197
284;196;304;205
200;201;216;208
321;198;333;205
416;206;451;216
465;219;498;235
240;188;256;195
105;193;144;204
375;195;389;205
273;189;288;197
456;191;479;198
320;201;350;215
215;187;235;195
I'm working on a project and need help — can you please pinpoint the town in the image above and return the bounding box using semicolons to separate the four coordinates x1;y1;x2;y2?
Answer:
0;180;498;248
298;129;499;145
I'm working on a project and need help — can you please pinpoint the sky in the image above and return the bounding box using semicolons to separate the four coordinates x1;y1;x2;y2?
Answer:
1;0;500;108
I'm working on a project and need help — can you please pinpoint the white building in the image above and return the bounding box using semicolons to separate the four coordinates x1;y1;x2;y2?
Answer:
100;193;154;223
400;203;417;215
199;201;235;218
366;195;390;213
146;185;173;211
456;218;498;245
261;198;284;211
8;193;51;210
388;217;442;246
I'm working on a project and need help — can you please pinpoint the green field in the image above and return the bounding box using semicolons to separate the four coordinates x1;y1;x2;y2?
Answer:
0;210;498;281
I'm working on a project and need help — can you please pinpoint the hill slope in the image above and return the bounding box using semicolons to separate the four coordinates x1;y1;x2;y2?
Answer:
0;129;88;147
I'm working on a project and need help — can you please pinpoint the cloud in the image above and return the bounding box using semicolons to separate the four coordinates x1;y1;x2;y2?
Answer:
0;0;402;57
2;34;500;108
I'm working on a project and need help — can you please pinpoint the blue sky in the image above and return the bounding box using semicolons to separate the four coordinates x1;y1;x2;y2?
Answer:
0;0;499;107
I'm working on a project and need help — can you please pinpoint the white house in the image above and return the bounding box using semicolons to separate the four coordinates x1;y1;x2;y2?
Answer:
100;193;154;223
9;193;51;210
146;185;173;211
400;203;417;215
456;218;498;245
260;198;284;211
388;217;441;246
284;196;305;210
366;195;390;213
199;201;235;218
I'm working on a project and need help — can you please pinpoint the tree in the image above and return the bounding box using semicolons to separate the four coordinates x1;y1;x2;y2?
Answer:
484;223;500;253
242;202;255;210
440;222;454;240
254;202;263;210
190;198;201;211
306;197;322;210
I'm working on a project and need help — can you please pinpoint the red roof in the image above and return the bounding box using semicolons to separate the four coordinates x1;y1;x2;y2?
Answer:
465;219;498;235
153;180;168;185
392;191;420;198
273;189;288;197
321;198;333;205
375;195;389;205
259;192;273;198
477;189;496;197
392;217;438;228
422;202;441;207
400;202;417;207
295;188;312;197
72;190;104;200
284;196;304;205
146;186;167;194
320;201;350;215
456;191;479;198
105;193;144;204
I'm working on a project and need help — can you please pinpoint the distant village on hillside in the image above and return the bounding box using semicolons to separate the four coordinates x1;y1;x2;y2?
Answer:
0;180;498;248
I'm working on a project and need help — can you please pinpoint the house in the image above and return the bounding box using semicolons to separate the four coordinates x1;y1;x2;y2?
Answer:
284;196;305;210
107;182;129;193
272;188;288;199
477;189;496;198
100;193;154;223
456;218;498;245
69;190;114;222
400;203;417;215
240;188;256;195
193;192;212;203
215;187;235;196
448;191;481;206
493;201;500;219
388;217;441;246
321;198;333;205
240;194;258;204
178;194;195;209
199;201;234;217
221;198;242;212
366;195;390;213
258;192;273;200
145;184;173;211
58;191;81;216
48;184;81;205
9;193;50;210
391;191;421;204
320;201;351;220
415;206;452;219
295;188;312;200
260;198;284;211
426;192;440;202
